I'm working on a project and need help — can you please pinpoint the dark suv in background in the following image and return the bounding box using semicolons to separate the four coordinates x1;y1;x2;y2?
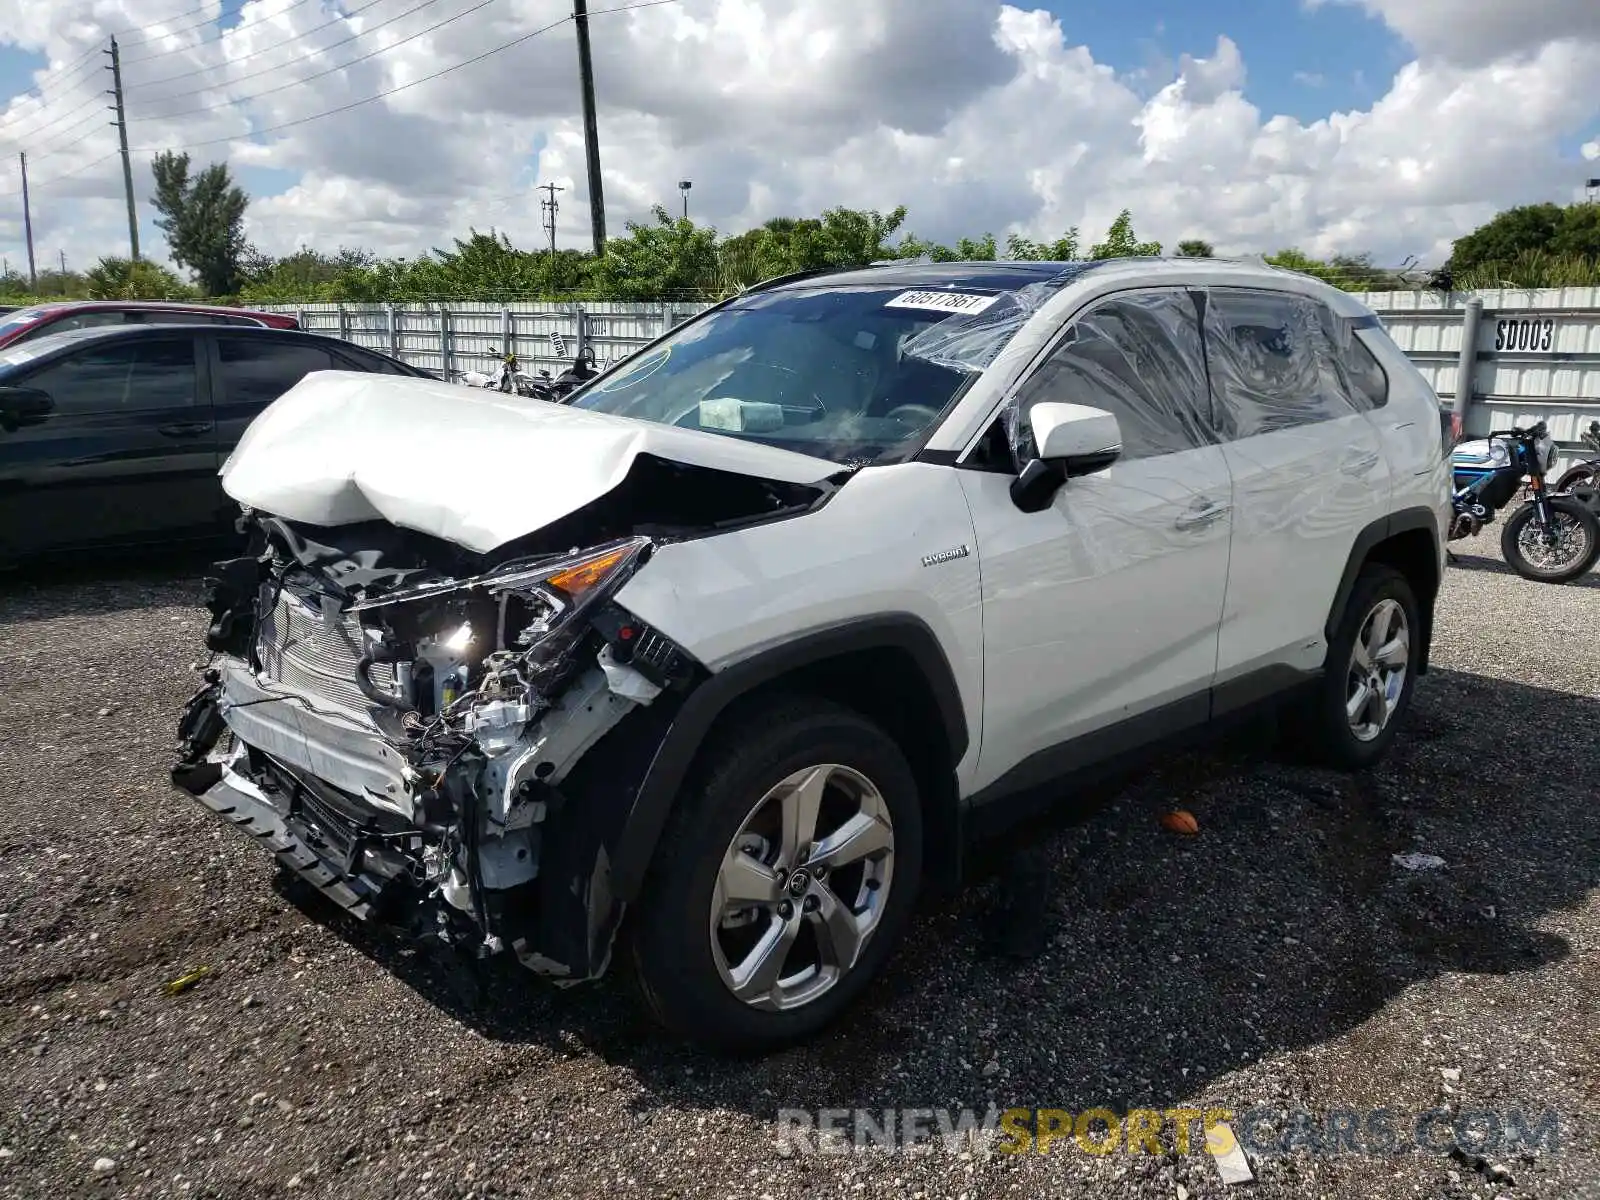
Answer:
0;324;426;563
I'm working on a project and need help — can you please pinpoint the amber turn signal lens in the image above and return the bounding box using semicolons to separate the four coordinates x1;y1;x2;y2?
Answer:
547;546;632;597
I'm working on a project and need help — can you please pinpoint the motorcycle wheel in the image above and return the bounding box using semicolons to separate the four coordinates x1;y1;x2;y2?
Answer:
1554;462;1600;493
1500;496;1600;583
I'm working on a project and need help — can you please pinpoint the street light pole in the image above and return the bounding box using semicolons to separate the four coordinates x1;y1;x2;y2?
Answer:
679;179;692;221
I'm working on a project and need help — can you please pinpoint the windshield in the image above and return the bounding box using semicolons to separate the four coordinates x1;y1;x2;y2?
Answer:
569;283;1035;465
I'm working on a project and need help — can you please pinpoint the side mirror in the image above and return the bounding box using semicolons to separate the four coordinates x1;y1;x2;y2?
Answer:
0;385;54;432
1010;402;1122;513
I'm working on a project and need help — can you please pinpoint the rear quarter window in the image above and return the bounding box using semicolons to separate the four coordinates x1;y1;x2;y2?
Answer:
1345;335;1388;410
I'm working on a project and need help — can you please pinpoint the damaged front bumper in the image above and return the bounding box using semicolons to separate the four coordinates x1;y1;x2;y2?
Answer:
171;516;700;982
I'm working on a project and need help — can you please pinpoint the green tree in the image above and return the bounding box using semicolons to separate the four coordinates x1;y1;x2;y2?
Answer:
1453;249;1600;289
953;233;998;260
816;205;908;266
237;246;376;301
891;233;959;261
592;206;720;300
1550;202;1600;260
1176;239;1215;257
1005;229;1082;260
150;150;250;296
1089;210;1162;259
1449;203;1564;274
0;267;35;298
84;256;193;299
30;268;88;299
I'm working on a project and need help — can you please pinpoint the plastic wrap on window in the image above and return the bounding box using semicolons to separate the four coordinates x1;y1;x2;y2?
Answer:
1204;292;1360;437
1314;304;1389;411
1009;290;1213;464
900;265;1095;376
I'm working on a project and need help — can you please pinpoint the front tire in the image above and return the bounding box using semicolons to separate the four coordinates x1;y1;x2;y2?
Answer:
628;697;923;1054
1500;497;1600;584
1300;565;1420;770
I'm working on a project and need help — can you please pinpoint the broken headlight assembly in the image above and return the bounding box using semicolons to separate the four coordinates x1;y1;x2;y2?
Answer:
348;535;657;716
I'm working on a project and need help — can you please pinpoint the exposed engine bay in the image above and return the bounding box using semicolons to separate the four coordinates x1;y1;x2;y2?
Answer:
172;456;830;980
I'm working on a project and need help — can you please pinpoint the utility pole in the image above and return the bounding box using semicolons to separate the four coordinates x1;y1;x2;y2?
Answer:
60;250;67;275
572;0;606;255
105;36;140;261
539;182;564;255
18;151;36;290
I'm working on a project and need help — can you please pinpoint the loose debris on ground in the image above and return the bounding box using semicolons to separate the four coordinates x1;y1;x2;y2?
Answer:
0;547;1596;1198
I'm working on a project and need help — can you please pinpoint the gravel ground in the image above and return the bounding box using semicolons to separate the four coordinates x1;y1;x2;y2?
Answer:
1;542;1597;1200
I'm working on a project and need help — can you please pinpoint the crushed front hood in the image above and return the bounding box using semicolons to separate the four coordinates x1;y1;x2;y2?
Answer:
220;372;840;554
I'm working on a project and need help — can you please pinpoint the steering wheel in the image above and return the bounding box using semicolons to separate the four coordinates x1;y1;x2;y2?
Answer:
883;403;940;428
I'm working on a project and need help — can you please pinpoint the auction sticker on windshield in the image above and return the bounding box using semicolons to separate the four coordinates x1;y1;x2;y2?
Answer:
885;290;999;316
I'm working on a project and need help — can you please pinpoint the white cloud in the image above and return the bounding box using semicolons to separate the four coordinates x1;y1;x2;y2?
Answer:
1309;0;1600;66
1584;140;1600;162
0;0;1596;279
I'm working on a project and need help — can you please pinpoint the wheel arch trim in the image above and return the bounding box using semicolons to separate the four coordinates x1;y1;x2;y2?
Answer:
609;614;969;902
1326;506;1442;673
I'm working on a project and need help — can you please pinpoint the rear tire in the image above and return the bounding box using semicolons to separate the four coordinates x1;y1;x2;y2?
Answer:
1500;497;1600;584
1554;462;1599;493
627;697;923;1054
1299;565;1420;770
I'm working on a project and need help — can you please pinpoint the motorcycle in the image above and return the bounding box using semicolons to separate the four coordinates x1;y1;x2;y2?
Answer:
449;347;542;397
1553;419;1600;494
521;347;601;403
1448;420;1600;583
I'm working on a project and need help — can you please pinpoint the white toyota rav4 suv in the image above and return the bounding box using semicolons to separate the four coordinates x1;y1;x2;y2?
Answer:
173;258;1451;1052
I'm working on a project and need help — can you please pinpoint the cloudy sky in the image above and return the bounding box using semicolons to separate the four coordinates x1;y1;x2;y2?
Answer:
0;0;1597;280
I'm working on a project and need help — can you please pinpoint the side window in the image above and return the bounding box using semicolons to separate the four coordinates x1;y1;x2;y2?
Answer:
50;311;129;334
1330;320;1389;411
1204;290;1361;437
22;338;198;413
216;338;338;407
1014;289;1212;462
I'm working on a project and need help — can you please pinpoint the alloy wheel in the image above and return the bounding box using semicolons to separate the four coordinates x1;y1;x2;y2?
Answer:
1346;598;1410;743
1519;512;1592;572
709;763;895;1012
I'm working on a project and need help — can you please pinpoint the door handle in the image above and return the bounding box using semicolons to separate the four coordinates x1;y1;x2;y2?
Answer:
1341;451;1380;476
1174;500;1230;531
156;421;213;438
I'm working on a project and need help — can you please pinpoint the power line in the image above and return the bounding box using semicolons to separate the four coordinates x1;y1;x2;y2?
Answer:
114;0;234;41
1;0;682;199
0;55;109;138
22;116;114;165
117;0;318;59
133;11;573;153
588;0;684;12
136;0;451;115
0;149;122;197
133;0;399;90
134;0;497;122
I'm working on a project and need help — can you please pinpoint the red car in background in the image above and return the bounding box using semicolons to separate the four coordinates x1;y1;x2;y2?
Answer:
0;300;297;350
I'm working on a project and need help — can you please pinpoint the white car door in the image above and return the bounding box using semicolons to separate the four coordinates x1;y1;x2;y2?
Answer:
1200;288;1396;694
956;287;1233;795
